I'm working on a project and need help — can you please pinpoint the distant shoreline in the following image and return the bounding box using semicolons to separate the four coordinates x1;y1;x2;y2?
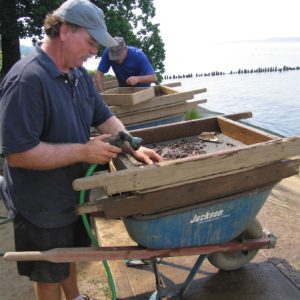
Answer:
163;65;300;81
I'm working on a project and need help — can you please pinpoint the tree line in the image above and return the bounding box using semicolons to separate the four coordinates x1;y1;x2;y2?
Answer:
0;0;165;82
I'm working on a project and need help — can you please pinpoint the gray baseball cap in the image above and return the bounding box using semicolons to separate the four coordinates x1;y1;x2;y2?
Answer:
109;37;126;60
53;0;117;47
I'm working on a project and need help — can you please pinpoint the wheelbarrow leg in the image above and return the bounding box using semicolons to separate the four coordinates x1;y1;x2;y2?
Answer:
150;254;207;299
175;254;207;300
149;258;164;300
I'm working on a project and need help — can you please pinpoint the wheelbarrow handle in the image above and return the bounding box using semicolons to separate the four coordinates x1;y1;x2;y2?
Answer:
4;236;275;263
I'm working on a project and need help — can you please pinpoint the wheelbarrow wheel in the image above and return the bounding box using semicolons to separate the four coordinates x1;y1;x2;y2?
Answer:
207;218;263;271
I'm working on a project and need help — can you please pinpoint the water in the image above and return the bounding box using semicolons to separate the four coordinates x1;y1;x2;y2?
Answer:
161;41;300;137
165;70;300;137
84;41;300;137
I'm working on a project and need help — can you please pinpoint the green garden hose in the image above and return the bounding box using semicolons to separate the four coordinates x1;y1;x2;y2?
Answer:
79;164;117;300
0;216;12;225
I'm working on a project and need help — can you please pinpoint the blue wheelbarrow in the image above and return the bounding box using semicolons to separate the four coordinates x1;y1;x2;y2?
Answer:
122;185;276;299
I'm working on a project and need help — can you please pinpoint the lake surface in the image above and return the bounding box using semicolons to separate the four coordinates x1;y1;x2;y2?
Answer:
165;70;300;137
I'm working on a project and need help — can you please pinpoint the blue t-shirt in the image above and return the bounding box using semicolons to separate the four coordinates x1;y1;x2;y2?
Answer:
98;46;155;87
0;45;112;228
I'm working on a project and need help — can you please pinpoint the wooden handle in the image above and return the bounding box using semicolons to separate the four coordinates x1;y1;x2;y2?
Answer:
4;247;117;263
223;111;252;120
4;251;46;262
3;238;272;263
4;247;148;263
162;82;182;88
4;247;112;263
190;87;207;95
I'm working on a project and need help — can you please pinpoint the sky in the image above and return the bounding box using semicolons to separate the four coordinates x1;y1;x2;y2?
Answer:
152;0;300;73
20;0;300;45
153;0;300;43
20;0;300;73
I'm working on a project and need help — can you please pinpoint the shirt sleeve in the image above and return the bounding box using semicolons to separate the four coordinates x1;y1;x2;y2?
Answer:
0;81;44;154
98;48;111;73
137;50;155;75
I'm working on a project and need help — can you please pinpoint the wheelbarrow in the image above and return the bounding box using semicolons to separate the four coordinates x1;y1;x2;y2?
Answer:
121;185;276;299
4;186;277;299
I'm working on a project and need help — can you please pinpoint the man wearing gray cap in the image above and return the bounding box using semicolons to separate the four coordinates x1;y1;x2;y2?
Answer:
96;36;157;92
0;0;162;299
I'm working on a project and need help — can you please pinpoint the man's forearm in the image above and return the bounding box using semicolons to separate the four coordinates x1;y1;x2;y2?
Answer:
5;142;86;170
95;71;104;92
96;116;127;135
5;117;128;170
138;73;157;84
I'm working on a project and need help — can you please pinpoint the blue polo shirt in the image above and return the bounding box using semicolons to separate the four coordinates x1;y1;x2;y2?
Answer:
0;45;112;228
98;46;155;87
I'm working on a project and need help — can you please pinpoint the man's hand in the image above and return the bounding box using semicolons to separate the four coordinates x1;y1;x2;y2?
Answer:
133;146;163;165
85;134;122;165
126;76;140;86
126;74;157;86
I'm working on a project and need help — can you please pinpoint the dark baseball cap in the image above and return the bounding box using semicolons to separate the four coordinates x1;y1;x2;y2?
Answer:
53;0;117;47
109;37;126;60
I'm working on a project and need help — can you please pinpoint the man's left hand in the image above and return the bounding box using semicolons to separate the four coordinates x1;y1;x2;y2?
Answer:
133;146;162;164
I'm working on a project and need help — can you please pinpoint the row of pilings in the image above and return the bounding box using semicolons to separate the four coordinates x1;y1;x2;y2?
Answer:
163;65;300;80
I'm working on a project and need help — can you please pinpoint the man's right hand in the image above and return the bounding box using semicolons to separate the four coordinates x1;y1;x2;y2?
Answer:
85;134;122;165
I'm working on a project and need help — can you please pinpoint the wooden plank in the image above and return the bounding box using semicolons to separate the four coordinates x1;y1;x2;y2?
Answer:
163;81;182;87
217;117;278;144
160;85;178;95
117;98;206;118
110;90;195;115
118;99;204;125
103;76;117;82
3;238;272;263
103;80;118;91
75;158;300;218
101;87;155;106
190;88;209;95
72;137;300;193
110;88;207;116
